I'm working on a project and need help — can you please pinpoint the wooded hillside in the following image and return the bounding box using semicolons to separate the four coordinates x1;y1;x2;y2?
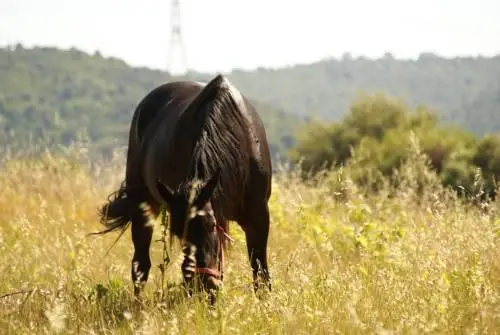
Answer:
1;45;499;161
0;45;302;160
227;52;500;136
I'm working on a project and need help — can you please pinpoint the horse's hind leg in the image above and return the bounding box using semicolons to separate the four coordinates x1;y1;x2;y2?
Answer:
130;194;160;298
240;201;272;294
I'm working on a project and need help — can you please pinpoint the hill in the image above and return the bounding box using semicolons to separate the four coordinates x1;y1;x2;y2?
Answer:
225;52;500;135
1;45;500;162
0;45;302;160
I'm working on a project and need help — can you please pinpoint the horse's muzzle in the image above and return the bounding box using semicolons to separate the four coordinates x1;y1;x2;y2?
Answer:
181;244;222;296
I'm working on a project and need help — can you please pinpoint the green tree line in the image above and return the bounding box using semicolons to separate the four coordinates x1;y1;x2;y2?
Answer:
226;52;500;136
0;45;302;160
1;45;499;189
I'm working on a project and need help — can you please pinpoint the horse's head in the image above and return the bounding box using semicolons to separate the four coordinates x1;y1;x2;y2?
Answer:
156;171;223;293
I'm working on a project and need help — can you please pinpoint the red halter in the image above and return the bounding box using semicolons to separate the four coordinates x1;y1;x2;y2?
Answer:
193;225;233;279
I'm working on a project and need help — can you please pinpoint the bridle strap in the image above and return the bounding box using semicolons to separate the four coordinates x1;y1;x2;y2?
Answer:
193;224;230;279
194;267;221;278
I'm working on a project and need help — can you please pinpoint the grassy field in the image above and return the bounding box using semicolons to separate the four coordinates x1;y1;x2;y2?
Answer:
0;145;499;334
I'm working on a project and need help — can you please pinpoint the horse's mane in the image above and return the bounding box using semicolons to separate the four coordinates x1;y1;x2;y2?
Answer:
182;76;250;222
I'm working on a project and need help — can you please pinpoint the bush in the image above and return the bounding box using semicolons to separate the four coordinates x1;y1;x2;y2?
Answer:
291;93;500;198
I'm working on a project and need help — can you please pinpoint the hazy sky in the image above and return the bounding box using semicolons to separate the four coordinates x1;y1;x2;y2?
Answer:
1;0;499;73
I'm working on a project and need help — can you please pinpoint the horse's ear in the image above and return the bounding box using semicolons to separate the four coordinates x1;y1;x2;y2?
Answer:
193;169;221;210
156;179;175;205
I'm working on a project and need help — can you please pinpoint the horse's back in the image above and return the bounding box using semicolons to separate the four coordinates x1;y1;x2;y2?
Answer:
130;81;205;146
126;77;272;212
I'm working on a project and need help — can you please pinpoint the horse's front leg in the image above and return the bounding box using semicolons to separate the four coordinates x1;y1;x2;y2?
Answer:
131;202;157;299
241;202;272;294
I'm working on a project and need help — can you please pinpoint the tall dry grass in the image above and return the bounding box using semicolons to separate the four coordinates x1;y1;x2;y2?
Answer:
0;143;499;334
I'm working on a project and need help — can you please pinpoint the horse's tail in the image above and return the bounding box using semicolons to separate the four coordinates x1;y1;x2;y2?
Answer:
94;181;136;235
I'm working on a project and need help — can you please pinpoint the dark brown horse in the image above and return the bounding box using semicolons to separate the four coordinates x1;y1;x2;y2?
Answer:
98;74;272;299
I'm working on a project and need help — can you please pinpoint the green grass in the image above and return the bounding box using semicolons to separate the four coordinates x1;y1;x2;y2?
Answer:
0;146;499;334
